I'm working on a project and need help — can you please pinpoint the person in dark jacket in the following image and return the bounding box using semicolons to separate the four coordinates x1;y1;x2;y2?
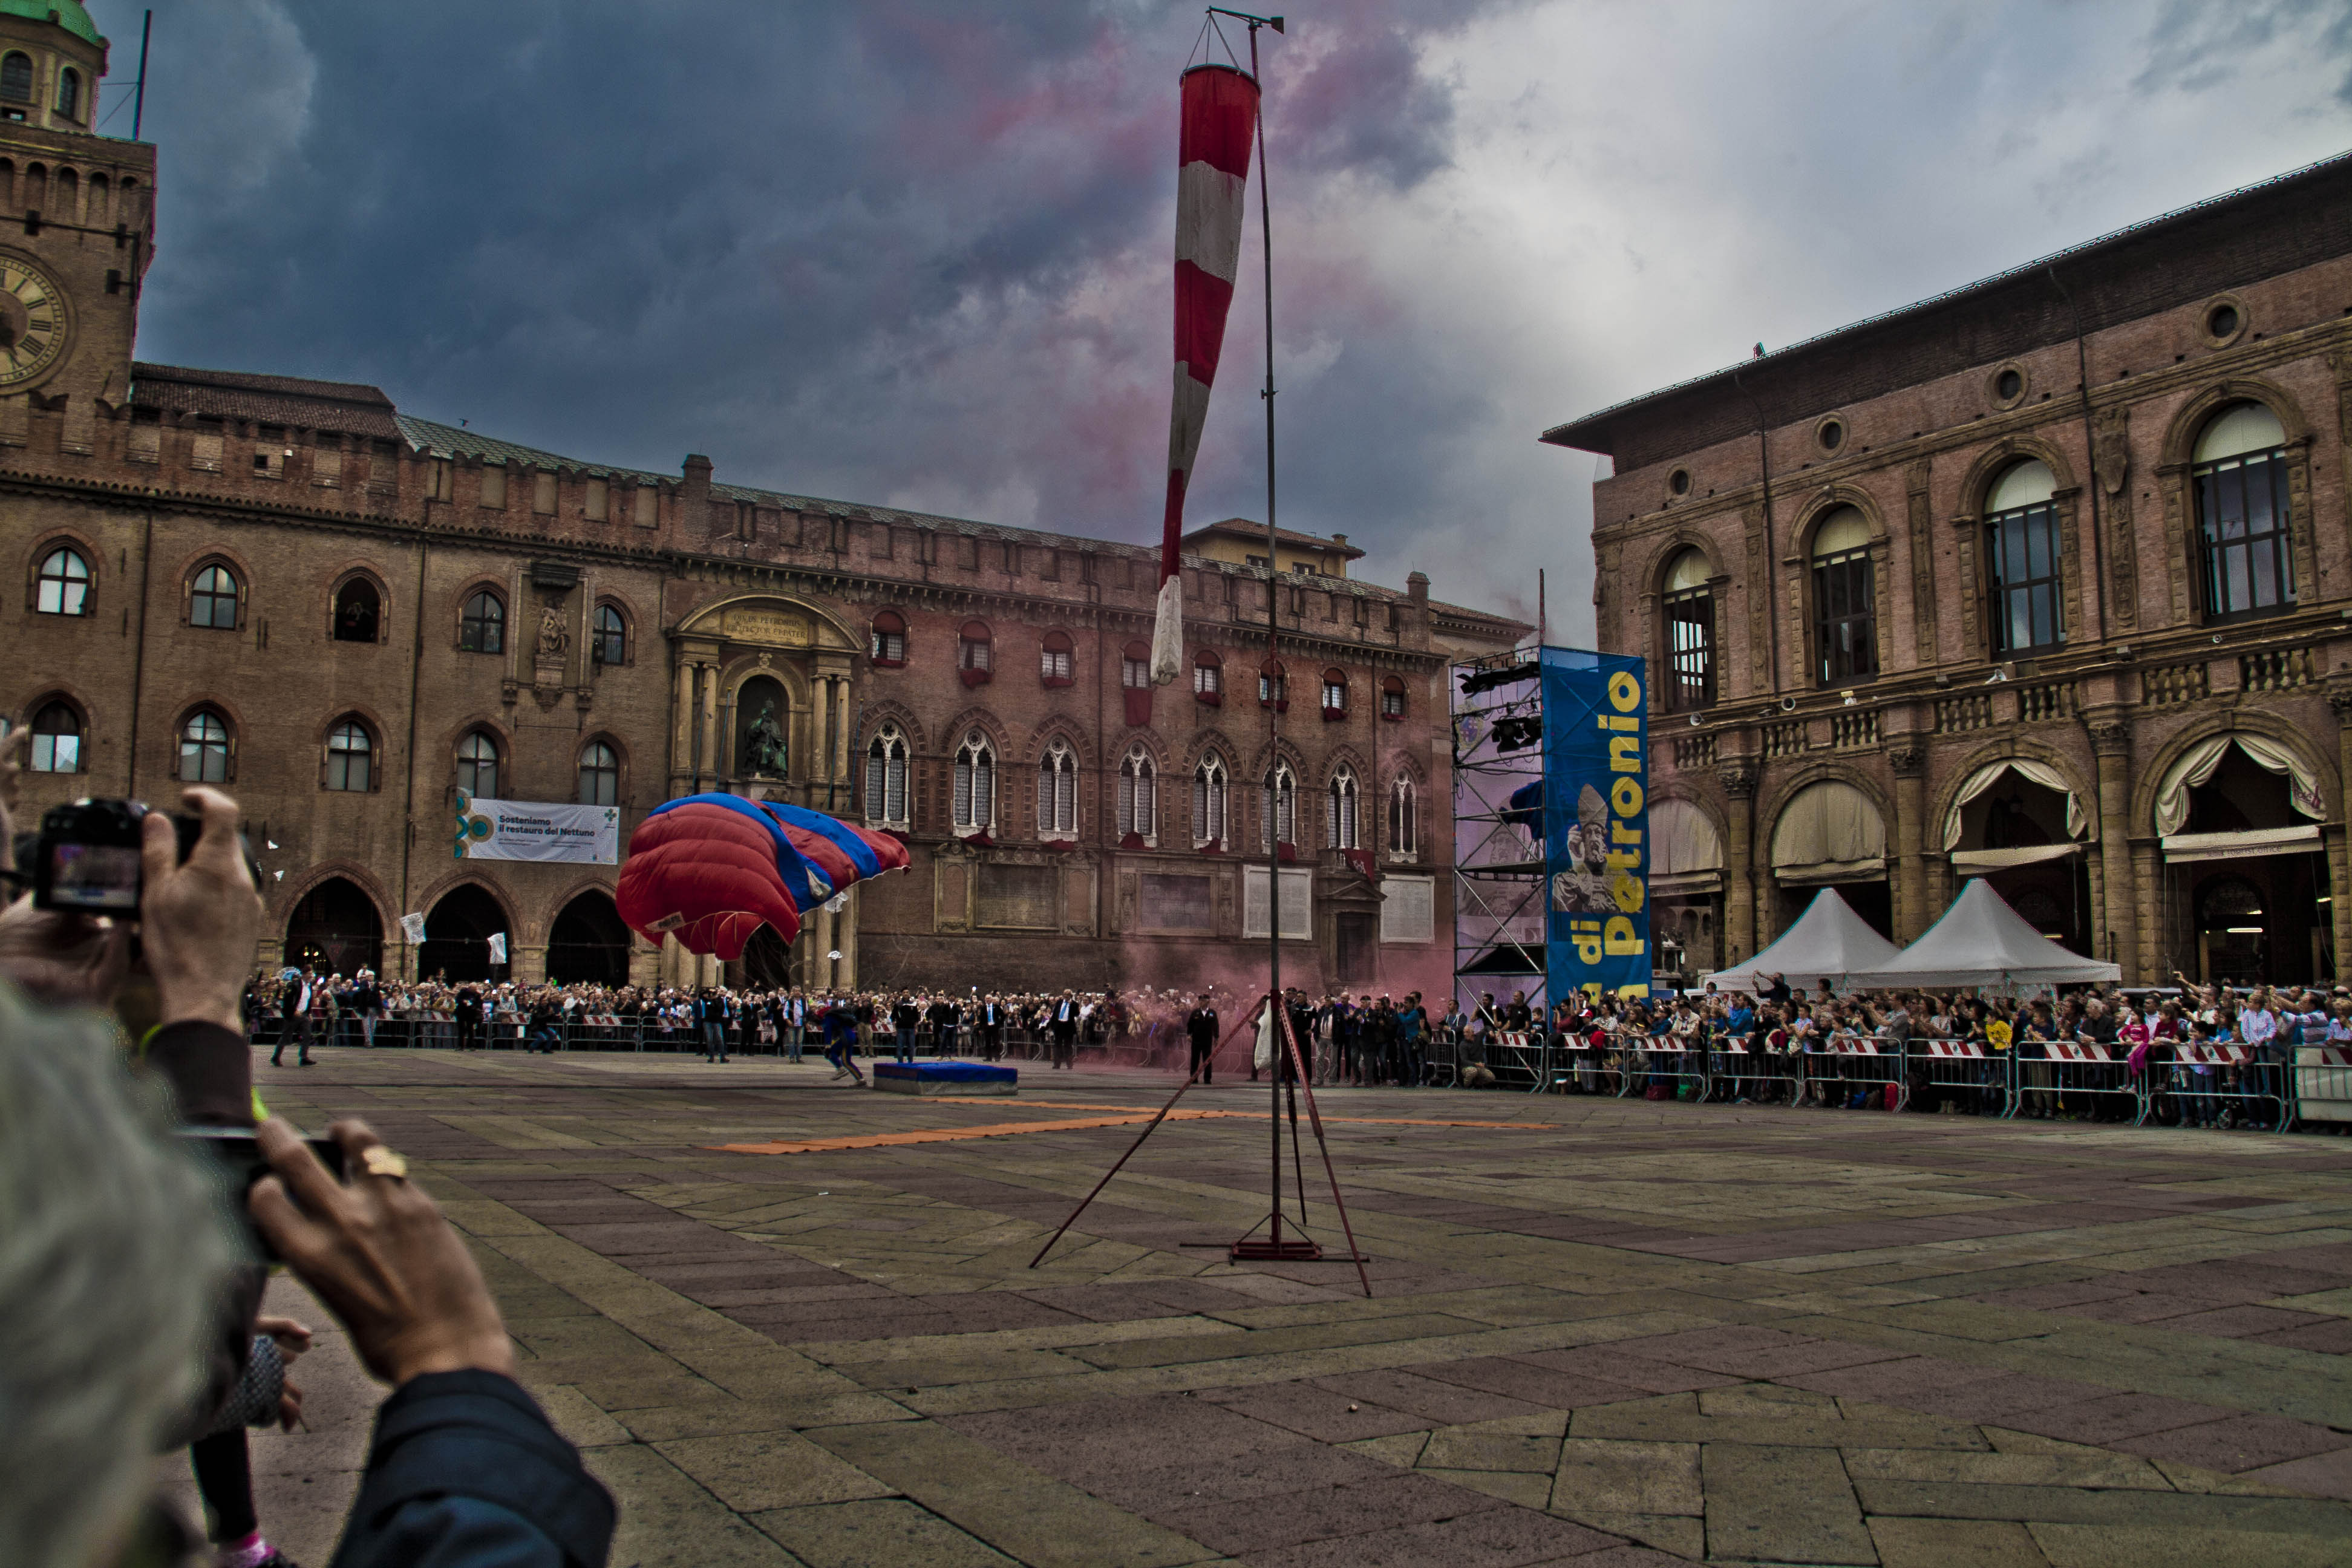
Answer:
1184;995;1219;1083
0;777;616;1568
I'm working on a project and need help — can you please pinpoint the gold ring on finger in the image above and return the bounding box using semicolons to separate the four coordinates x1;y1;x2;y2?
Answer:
360;1146;410;1181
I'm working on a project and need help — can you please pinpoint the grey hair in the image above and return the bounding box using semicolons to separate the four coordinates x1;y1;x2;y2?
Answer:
0;987;239;1568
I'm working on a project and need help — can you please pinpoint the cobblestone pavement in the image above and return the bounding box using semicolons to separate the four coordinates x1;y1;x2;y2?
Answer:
186;1049;2352;1566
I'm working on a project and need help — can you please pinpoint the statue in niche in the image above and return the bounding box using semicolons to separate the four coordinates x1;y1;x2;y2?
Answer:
537;601;569;660
743;701;788;777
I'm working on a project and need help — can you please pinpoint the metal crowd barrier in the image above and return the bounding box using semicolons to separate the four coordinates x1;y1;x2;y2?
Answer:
1913;1039;2011;1117
1615;1039;1706;1102
2293;1044;2352;1131
1705;1035;1797;1104
2008;1042;2139;1122
2160;1043;2287;1132
1797;1039;1908;1111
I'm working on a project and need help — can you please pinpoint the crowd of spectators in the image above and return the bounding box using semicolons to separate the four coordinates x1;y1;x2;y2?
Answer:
1437;975;2352;1127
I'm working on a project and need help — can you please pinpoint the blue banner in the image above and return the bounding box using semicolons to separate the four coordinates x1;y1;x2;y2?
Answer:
1541;647;1650;1001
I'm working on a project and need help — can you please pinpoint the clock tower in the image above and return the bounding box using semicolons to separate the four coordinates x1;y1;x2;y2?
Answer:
0;0;149;456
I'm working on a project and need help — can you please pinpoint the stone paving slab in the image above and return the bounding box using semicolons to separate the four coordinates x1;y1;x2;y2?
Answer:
220;1050;2352;1564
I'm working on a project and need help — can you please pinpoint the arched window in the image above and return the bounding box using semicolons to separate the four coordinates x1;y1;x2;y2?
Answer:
952;730;995;832
178;710;230;783
457;730;500;800
35;546;90;615
1380;675;1407;720
325;718;373;792
1121;640;1151;689
1809;505;1877;685
460;589;505;653
334;577;380;642
54;67;77;120
1388;775;1418;859
1117;745;1155;843
958;620;993;683
0;54;32;103
1262;762;1297;849
1038;737;1078;837
1327;766;1361;849
1193;648;1223;702
869;609;906;666
1321;668;1349;717
189;564;240;629
1258;658;1287;709
577;740;619;805
2194;401;2293;621
1040;629;1075;685
27;699;80;773
1982;460;2062;653
1194;752;1229;846
1662;547;1714;710
591;604;627;667
865;724;909;825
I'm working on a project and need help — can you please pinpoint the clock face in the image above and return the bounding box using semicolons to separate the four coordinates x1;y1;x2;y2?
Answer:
0;257;68;388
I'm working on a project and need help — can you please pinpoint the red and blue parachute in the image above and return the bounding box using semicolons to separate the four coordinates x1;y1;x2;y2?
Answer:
615;794;909;959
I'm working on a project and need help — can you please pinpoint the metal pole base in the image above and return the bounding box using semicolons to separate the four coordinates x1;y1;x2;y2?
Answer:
1229;1235;1324;1262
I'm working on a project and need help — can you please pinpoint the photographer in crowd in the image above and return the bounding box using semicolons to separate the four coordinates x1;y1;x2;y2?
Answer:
0;734;613;1567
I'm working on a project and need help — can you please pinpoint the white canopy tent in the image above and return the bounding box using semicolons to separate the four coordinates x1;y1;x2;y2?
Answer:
1844;877;2120;991
1702;887;1900;995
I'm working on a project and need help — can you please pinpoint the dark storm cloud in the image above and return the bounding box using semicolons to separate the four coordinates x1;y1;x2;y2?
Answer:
94;1;2352;639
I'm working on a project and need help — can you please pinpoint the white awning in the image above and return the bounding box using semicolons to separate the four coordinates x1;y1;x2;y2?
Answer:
1941;759;2086;850
2161;824;2323;864
1651;798;1723;877
2154;735;2324;836
1771;782;1885;884
1775;856;1889;887
1949;843;2083;874
1650;871;1724;896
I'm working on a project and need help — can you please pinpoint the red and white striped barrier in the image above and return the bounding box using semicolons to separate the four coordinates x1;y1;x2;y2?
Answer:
2042;1041;2117;1064
1921;1040;1988;1059
2175;1044;2252;1067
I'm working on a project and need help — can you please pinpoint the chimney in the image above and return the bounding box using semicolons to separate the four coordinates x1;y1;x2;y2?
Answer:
681;453;713;511
1331;532;1348;548
1406;570;1429;606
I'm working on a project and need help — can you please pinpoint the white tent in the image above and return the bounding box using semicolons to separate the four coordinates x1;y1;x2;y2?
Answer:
1843;877;2120;991
1701;888;1901;995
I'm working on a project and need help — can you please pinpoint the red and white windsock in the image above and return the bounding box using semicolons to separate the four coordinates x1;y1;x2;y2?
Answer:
1152;60;1259;685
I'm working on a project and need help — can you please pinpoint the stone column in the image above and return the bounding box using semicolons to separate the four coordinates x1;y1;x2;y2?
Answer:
1889;742;1929;943
2331;687;2352;979
698;662;722;785
2086;711;2138;979
837;884;860;991
1717;760;1757;965
671;657;696;794
809;903;835;991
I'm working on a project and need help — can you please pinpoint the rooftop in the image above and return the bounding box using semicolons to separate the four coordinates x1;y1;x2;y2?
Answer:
125;367;1521;633
1181;518;1366;559
1540;148;2352;467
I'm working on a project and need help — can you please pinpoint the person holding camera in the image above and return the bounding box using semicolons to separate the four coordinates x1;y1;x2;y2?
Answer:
0;747;615;1567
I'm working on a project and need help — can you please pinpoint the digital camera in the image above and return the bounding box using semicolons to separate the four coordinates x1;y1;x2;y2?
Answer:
30;798;206;915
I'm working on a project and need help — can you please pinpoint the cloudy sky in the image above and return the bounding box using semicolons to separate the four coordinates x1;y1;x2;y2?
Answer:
101;0;2352;638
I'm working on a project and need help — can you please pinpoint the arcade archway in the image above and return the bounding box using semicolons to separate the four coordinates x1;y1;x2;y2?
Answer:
547;890;631;985
419;884;508;983
284;878;382;975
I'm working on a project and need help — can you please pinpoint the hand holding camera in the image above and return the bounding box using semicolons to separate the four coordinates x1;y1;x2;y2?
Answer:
0;780;259;1024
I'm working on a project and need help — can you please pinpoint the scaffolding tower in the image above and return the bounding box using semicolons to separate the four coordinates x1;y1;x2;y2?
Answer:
1451;648;1548;1028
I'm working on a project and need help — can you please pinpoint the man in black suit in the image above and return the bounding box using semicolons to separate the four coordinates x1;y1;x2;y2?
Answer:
978;995;1004;1060
456;982;483;1051
1186;994;1219;1084
1050;990;1079;1070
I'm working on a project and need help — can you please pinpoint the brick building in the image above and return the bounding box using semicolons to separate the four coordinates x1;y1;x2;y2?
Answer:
2;2;1521;995
1546;152;2352;988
